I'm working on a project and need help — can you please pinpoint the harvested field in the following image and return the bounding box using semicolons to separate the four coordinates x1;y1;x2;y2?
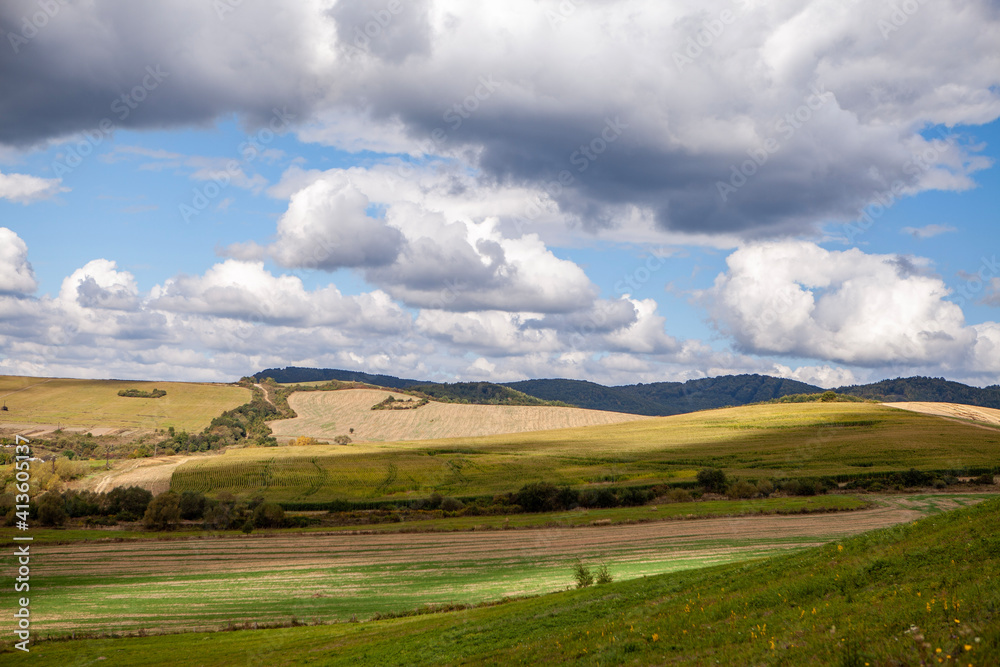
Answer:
87;456;199;495
0;376;250;432
884;401;1000;427
268;388;651;442
19;494;985;638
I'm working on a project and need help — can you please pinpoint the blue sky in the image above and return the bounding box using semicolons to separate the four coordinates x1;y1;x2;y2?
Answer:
1;1;999;387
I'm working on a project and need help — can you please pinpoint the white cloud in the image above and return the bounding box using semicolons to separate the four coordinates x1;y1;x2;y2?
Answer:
771;364;859;389
701;241;1000;373
0;228;38;295
0;171;67;203
901;224;957;239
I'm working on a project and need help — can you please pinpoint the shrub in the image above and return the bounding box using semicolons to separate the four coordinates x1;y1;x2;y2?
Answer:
974;473;996;485
573;559;594;588
103;486;153;518
253;502;285;528
755;479;774;497
333;435;352;445
440;497;464;512
666;488;693;503
595;563;613;585
697;468;728;493
515;482;559;513
727;480;757;500
425;492;443;510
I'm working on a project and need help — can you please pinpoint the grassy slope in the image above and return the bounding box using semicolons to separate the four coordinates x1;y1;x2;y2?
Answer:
0;376;250;431
17;496;1000;665
174;402;1000;503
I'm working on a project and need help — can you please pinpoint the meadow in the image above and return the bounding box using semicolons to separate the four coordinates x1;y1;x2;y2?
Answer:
172;402;1000;503
0;494;977;644
12;494;999;665
268;388;649;443
0;376;250;433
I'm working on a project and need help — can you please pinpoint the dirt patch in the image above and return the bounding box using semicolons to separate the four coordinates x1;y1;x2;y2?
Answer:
85;456;197;495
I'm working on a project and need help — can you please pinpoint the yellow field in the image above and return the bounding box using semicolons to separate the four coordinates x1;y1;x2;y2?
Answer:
268;388;651;442
884;401;1000;427
0;376;250;432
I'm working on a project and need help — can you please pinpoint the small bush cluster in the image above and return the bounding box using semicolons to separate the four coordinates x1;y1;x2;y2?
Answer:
117;388;167;399
573;559;614;588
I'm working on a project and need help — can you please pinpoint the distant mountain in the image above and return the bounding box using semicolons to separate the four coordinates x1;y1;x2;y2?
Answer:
835;376;1000;408
254;367;1000;416
253;367;422;389
506;374;824;416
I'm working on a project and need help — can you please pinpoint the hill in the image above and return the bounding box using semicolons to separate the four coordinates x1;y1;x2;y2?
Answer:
20;496;1000;665
265;387;648;444
837;376;1000;407
173;401;1000;504
257;367;1000;416
0;376;250;433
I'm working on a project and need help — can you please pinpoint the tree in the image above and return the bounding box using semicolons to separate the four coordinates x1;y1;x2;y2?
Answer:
178;490;207;520
38;493;67;527
252;502;285;528
143;492;181;530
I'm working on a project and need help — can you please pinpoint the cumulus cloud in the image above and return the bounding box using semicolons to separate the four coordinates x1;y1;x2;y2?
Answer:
267;174;405;270
2;1;997;237
0;228;38;295
700;241;1000;372
0;171;66;203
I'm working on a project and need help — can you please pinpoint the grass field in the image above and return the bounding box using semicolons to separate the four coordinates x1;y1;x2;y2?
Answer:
1;494;977;644
268;388;650;442
10;494;998;665
0;376;250;433
172;402;1000;503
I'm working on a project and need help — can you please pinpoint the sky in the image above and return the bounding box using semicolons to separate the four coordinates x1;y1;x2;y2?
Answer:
0;0;999;388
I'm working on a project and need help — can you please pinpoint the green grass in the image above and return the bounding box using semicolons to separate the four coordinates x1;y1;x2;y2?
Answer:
13;495;1000;665
171;402;1000;503
0;376;250;431
0;494;983;644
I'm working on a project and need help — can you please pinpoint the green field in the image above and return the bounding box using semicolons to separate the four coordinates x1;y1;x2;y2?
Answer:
0;494;975;644
12;495;999;665
171;402;1000;503
0;376;250;432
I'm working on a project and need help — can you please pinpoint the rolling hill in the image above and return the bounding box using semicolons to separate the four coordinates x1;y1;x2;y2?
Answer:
256;366;1000;416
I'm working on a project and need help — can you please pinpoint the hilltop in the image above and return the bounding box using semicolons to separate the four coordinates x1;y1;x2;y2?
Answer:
255;367;1000;416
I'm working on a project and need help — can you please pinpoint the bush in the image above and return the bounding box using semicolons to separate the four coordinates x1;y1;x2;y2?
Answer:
253;502;285;528
143;492;181;530
595;563;613;585
573;560;594;588
104;486;153;518
755;479;774;497
697;468;728;493
515;482;559;513
666;488;693;503
333;435;352;445
440;497;464;512
974;473;996;485
727;480;757;500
